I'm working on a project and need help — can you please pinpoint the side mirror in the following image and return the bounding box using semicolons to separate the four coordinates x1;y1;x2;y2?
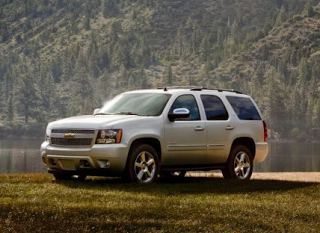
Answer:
93;108;101;115
168;108;190;122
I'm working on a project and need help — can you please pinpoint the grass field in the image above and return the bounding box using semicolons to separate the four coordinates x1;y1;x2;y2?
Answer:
0;174;319;233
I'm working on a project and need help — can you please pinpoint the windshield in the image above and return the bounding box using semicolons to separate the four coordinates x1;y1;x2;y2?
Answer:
98;93;172;116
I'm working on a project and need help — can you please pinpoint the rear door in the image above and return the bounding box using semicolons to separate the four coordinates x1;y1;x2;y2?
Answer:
163;94;207;166
200;94;235;163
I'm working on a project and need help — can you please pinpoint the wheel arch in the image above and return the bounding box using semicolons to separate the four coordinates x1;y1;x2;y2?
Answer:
128;137;162;161
230;137;256;159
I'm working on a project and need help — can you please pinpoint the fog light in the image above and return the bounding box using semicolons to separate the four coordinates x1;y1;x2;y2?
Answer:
48;159;56;166
80;160;91;168
97;160;110;169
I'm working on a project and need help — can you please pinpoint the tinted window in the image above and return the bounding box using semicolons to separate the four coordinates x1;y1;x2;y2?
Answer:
170;95;200;121
201;95;229;120
226;96;261;120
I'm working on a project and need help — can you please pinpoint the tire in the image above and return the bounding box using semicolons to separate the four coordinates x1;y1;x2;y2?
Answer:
221;168;231;179
53;173;71;181
127;144;160;183
222;145;253;180
161;171;186;179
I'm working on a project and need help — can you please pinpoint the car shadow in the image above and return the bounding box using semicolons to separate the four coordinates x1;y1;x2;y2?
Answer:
56;175;318;195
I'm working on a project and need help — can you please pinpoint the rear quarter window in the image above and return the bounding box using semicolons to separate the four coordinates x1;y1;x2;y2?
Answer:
226;96;262;120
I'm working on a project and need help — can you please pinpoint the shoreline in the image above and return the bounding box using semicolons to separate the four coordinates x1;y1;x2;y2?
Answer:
188;172;320;183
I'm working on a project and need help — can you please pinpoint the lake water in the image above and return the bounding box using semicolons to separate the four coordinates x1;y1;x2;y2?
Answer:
0;140;319;174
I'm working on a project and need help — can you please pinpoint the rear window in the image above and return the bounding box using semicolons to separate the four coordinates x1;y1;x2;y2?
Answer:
226;96;261;120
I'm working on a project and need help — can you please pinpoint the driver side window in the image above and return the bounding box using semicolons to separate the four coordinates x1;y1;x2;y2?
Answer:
170;95;200;121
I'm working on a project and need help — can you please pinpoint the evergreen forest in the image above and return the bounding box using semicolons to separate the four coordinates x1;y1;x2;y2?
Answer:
1;0;320;140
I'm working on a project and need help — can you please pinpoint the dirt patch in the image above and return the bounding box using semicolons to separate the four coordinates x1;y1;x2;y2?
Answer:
251;172;320;183
188;172;320;183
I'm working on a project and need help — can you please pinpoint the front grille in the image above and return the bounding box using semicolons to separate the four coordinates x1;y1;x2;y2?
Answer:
51;138;93;146
51;129;95;134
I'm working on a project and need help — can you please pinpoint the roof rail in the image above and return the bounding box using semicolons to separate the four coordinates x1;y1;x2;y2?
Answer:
206;88;243;94
157;86;202;91
157;86;242;94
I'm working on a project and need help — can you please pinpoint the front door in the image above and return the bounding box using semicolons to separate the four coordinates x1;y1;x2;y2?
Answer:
163;94;207;166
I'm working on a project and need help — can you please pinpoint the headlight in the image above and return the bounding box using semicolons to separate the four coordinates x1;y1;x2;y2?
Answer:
96;129;122;144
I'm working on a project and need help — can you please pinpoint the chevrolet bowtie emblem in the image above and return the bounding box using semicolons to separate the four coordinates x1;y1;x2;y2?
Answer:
64;133;75;139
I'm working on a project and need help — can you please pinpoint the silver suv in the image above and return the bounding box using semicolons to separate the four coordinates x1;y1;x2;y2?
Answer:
40;87;269;183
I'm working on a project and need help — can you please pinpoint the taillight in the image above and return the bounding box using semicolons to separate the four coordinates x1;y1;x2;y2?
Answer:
263;121;268;142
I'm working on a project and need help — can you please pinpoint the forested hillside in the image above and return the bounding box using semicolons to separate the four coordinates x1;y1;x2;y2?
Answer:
0;0;319;140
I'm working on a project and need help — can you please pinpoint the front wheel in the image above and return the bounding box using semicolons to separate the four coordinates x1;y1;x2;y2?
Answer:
222;145;253;180
53;173;71;181
127;144;160;183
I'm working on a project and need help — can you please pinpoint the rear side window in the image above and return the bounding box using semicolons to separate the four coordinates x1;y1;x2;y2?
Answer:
226;96;261;120
201;95;229;120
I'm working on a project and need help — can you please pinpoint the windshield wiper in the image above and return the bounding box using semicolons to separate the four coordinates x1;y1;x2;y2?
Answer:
114;112;138;115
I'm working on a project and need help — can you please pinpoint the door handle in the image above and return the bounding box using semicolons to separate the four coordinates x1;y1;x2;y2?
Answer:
194;126;204;131
225;125;234;130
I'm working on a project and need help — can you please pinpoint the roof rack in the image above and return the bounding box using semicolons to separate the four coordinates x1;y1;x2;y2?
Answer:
157;86;201;91
204;88;243;94
157;86;242;94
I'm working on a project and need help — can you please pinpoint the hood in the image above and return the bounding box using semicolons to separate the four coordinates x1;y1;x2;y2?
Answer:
48;115;141;129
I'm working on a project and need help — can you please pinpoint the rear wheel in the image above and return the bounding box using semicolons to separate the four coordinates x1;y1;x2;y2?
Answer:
127;144;160;183
222;145;253;180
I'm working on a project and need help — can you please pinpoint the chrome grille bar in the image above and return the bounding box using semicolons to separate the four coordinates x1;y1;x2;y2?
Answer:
51;129;95;134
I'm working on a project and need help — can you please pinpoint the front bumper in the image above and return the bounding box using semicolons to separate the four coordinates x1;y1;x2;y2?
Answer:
254;142;269;163
40;141;129;176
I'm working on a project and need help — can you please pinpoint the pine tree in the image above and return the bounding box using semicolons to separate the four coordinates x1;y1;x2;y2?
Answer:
102;0;119;18
97;71;109;103
83;14;91;31
200;36;211;61
72;50;94;114
166;65;173;85
0;21;9;42
191;24;202;54
275;5;287;26
175;23;187;57
5;94;14;123
313;99;320;128
305;2;315;17
263;67;286;138
139;67;148;89
298;58;310;87
16;73;39;124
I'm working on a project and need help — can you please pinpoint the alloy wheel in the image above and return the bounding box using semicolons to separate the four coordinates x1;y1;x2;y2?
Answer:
234;151;251;179
134;151;156;183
